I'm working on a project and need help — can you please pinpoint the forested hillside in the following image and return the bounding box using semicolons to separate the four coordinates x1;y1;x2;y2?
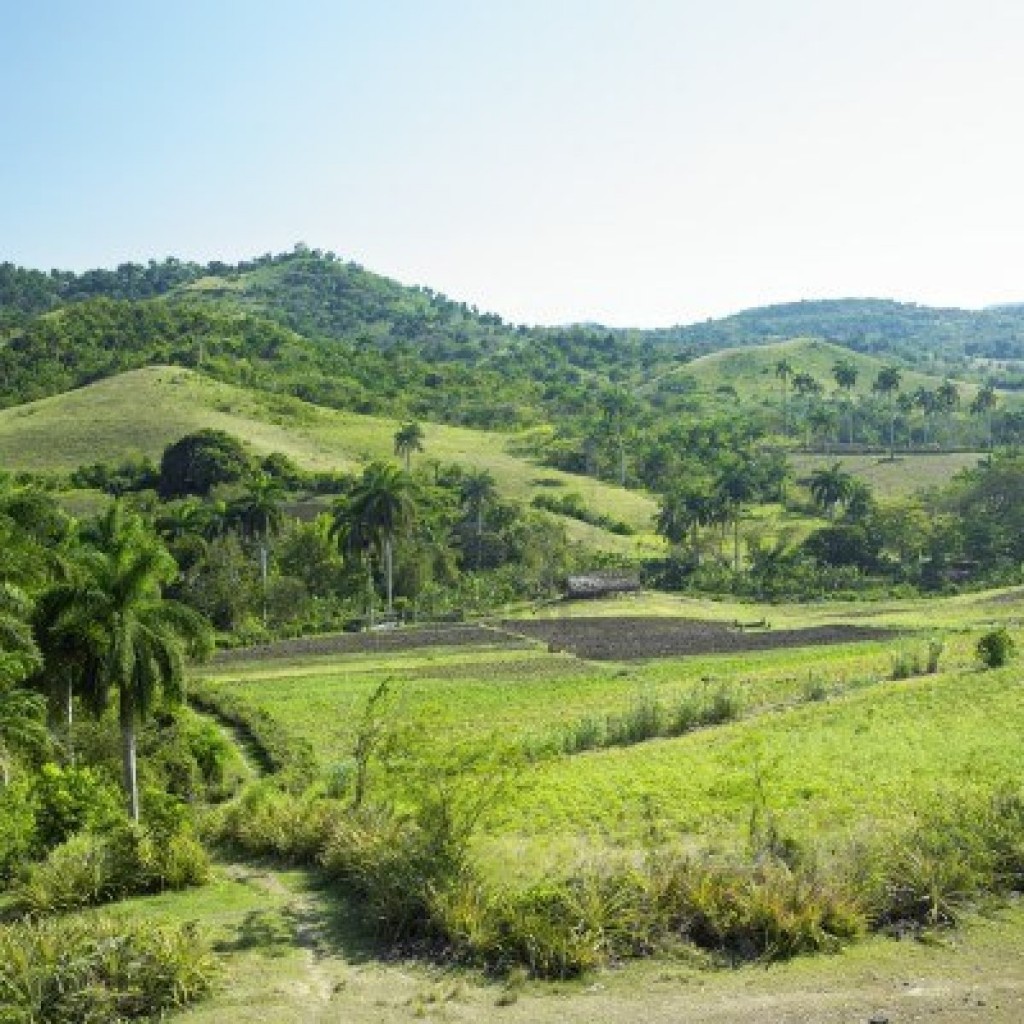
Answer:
648;297;1024;366
7;248;1024;435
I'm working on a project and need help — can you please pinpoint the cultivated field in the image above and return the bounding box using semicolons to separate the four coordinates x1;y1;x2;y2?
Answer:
170;587;1024;1020
199;586;1024;859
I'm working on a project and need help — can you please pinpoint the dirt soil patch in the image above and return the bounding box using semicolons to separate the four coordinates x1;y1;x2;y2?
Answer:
212;624;530;664
499;616;893;660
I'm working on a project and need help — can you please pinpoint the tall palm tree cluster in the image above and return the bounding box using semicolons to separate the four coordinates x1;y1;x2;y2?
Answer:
771;357;998;453
0;484;211;820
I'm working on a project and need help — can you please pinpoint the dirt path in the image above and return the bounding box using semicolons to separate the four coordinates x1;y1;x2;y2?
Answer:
189;866;1024;1024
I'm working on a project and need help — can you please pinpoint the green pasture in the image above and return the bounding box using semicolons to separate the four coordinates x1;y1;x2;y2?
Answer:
0;366;659;553
790;450;985;497
200;596;1022;873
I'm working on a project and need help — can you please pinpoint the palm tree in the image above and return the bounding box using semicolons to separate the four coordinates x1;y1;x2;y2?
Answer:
460;468;497;569
896;392;916;449
0;584;46;786
657;480;715;564
599;388;634;486
936;380;960;448
914;387;938;446
970;385;998;449
229;472;284;623
872;366;902;460
63;503;212;820
332;462;417;618
832;360;859;446
393;422;425;473
807;404;836;453
808;463;855;520
774;359;794;436
715;462;757;571
791;372;821;448
31;582;105;764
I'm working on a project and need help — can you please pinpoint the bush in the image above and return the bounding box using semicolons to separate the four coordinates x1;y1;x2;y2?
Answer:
0;782;36;883
12;819;209;914
0;915;216;1021
31;763;122;852
209;783;341;863
976;627;1015;669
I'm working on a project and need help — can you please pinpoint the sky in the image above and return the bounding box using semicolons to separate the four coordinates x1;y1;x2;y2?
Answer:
3;0;1024;327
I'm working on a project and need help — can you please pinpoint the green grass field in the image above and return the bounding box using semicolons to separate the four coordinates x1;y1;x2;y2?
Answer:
94;586;1013;1019
677;337;980;402
199;586;1024;873
0;366;660;553
790;450;984;497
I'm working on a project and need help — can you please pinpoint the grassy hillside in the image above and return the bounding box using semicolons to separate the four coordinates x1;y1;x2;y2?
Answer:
790;450;984;497
678;337;977;401
647;296;1024;366
0;366;660;552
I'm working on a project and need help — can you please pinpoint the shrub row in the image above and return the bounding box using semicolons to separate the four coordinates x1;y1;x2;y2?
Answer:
188;680;318;790
11;818;209;915
529;683;743;758
210;777;1024;979
0;915;216;1022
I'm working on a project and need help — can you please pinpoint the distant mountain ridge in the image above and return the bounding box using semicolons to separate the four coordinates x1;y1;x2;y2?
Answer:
645;298;1024;364
2;248;1023;428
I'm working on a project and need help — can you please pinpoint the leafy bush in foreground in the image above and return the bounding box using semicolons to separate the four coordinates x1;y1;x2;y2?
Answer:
12;818;209;914
0;915;216;1022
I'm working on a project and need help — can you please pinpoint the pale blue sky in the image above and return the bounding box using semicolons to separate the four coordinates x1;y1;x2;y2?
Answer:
3;1;1024;325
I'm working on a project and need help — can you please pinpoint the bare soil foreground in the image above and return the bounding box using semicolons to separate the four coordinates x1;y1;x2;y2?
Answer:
500;616;893;660
212;618;893;665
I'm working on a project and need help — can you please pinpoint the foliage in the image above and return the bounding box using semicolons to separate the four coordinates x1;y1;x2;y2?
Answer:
531;491;634;534
29;762;122;853
12;816;209;914
0;914;216;1022
159;428;252;498
976;627;1015;669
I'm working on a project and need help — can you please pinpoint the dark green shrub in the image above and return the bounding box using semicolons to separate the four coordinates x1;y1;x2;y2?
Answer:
159;428;251;498
977;627;1015;669
0;915;216;1021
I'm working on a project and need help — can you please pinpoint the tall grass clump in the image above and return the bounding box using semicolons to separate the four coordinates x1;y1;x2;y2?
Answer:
556;683;743;756
890;634;946;680
862;785;1024;929
207;781;344;863
12;818;209;914
0;915;217;1022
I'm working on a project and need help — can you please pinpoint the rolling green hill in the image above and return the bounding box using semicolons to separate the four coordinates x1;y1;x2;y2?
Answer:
0;366;660;553
678;337;980;401
646;296;1024;366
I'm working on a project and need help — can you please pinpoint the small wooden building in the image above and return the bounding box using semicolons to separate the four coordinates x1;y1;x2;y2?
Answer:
565;572;641;600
